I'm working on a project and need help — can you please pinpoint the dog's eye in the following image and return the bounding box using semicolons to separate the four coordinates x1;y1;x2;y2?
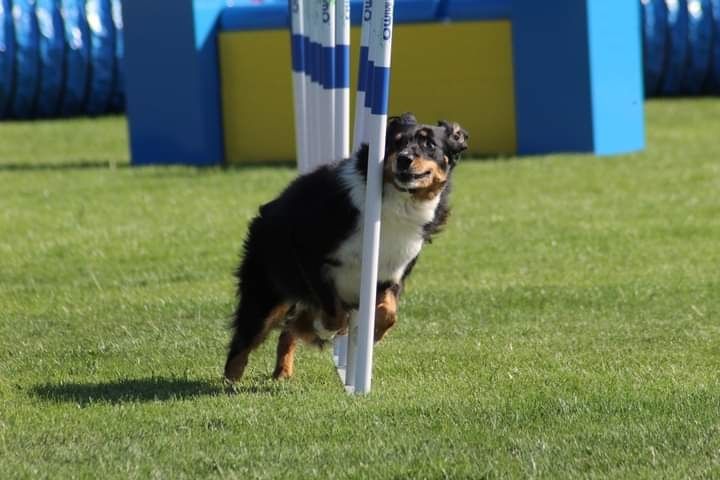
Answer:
426;140;436;150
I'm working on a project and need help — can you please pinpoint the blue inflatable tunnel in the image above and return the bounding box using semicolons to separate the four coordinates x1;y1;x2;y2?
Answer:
12;0;40;118
710;0;720;92
682;0;712;93
0;0;14;117
85;0;115;114
60;0;90;115
642;0;668;96
661;0;690;95
36;0;66;117
109;0;123;112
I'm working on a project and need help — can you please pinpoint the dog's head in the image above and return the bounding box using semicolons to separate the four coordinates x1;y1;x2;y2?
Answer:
384;113;468;199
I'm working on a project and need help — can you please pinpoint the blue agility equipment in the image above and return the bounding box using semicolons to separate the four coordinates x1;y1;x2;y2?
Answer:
110;0;125;112
0;0;14;117
711;0;720;92
36;0;65;117
512;0;644;155
85;0;115;114
123;0;225;166
60;0;91;115
641;0;667;96
682;0;712;94
11;0;40;118
123;0;646;165
661;0;690;95
350;0;396;395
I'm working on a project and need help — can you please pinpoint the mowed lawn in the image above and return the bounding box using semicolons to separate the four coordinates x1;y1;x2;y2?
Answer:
1;101;719;479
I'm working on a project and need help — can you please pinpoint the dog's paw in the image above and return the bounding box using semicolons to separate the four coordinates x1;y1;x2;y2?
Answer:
272;366;293;380
224;353;249;384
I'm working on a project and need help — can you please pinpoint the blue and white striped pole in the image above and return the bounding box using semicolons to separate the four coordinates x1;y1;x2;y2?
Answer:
292;0;394;394
350;0;395;395
335;0;350;160
352;0;373;152
344;0;377;391
333;0;351;369
290;0;308;172
304;0;319;171
318;0;335;166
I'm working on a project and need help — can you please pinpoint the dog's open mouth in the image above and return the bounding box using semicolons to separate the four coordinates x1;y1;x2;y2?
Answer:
394;170;431;187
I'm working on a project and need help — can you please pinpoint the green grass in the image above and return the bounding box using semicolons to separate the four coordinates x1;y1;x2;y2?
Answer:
1;100;719;478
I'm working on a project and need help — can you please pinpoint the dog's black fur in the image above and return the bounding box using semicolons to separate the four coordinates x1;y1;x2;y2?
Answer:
224;113;468;382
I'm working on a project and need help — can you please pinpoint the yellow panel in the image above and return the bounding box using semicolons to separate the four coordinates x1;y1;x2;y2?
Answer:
219;21;516;164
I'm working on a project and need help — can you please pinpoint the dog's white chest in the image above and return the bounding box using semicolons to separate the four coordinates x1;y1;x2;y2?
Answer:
328;170;439;304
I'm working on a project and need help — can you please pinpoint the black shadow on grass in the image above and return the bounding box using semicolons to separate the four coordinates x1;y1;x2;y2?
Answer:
0;160;129;172
222;160;296;170
31;377;224;405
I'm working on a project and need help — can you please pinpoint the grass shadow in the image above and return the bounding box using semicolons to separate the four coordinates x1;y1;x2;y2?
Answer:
221;160;296;171
31;377;224;405
0;160;129;172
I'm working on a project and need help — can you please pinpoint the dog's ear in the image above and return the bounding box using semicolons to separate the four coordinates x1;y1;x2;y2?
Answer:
386;112;417;147
438;120;469;165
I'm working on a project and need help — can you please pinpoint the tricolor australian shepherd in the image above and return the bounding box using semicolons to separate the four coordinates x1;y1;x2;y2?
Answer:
224;113;468;382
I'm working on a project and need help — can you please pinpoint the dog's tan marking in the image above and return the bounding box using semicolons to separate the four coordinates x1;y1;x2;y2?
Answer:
386;152;447;201
224;303;290;383
272;330;297;380
409;156;448;201
288;307;318;344
374;288;398;342
284;303;348;347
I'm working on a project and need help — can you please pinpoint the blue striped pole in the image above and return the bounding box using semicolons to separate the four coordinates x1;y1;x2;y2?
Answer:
304;0;318;170
345;0;376;390
344;2;375;388
319;0;335;166
335;0;350;160
290;0;308;172
351;0;395;395
352;0;373;151
333;0;351;370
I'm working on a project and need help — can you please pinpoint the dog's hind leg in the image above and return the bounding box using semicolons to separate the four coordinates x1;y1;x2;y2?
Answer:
272;329;297;380
224;289;289;383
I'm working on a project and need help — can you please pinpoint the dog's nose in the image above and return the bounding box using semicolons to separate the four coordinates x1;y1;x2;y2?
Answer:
396;154;412;171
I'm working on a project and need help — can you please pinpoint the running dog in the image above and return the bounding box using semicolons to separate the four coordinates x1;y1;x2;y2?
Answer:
224;113;468;382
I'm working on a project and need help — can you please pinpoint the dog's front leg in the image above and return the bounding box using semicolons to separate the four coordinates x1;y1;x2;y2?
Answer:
374;285;399;342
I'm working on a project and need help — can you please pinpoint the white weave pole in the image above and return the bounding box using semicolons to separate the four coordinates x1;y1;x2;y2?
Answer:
350;0;396;395
290;0;308;172
318;0;335;165
300;0;312;172
344;0;376;391
352;0;372;151
335;0;350;161
306;1;320;171
332;0;351;369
